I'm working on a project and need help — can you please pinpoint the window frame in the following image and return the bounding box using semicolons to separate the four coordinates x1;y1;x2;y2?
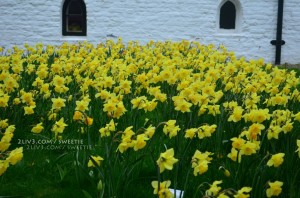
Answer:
62;0;87;36
217;0;242;33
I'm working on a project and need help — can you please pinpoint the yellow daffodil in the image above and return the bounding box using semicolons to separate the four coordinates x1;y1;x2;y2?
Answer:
207;105;221;116
52;75;65;87
0;141;11;153
117;126;135;153
131;96;147;109
240;141;259;156
0;119;9;129
293;112;300;122
234;187;252;198
267;153;285;167
73;111;84;121
133;134;149;151
6;147;23;165
218;193;230;198
5;125;15;134
197;124;217;139
99;119;117;137
13;98;21;105
228;106;244;122
31;122;44;133
163;120;180;138
117;137;134;153
20;91;34;105
113;101;127;118
144;125;155;138
51;117;68;137
103;100;117;115
156;148;178;173
151;180;174;198
4;76;19;92
247;123;265;140
282;121;293;133
88;155;104;167
266;181;283;197
206;180;222;196
231;137;245;150
24;105;35;115
192;150;213;176
185;128;197;139
227;148;239;162
0;94;10;107
267;125;282;140
51;97;66;111
75;100;89;112
172;96;192;113
84;117;93;126
0;160;9;176
244;109;270;123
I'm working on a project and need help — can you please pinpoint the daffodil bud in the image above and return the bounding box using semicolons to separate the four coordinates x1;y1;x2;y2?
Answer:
97;180;103;191
224;169;230;177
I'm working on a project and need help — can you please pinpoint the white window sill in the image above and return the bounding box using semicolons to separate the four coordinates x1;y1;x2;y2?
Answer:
60;36;87;41
215;29;243;36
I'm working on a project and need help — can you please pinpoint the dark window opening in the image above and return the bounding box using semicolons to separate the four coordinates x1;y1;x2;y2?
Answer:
220;1;236;29
63;0;86;36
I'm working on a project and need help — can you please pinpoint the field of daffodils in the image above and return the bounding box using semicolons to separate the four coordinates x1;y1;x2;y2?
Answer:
0;39;299;197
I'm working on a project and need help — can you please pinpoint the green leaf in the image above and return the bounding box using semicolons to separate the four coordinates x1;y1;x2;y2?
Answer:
82;190;93;198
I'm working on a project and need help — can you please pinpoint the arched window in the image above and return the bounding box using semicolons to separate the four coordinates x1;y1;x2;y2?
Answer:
220;1;236;29
62;0;86;36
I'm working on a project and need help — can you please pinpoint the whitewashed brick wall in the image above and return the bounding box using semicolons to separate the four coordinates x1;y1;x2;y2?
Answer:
0;0;299;64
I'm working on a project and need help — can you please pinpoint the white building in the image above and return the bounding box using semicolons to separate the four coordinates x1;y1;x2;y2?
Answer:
0;0;299;64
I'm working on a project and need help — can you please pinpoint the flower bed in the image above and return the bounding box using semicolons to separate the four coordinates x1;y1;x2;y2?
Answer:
0;39;299;197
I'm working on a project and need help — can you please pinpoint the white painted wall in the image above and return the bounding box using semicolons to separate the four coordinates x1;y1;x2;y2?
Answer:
0;0;299;64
